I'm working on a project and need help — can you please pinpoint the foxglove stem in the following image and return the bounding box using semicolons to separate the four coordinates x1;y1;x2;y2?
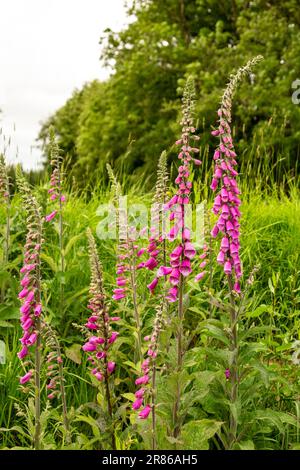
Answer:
44;322;70;443
101;294;115;450
34;318;41;450
58;168;65;320
58;355;69;442
173;275;184;439
151;362;157;450
227;275;238;449
151;301;166;450
129;241;142;364
133;302;164;449
34;218;42;450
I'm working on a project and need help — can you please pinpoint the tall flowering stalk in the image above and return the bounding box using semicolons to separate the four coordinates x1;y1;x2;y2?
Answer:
46;128;66;325
16;167;43;450
43;321;70;442
0;154;11;302
209;56;263;448
107;164;144;364
143;151;169;281
82;228;118;449
146;79;201;297
146;78;200;438
210;55;263;290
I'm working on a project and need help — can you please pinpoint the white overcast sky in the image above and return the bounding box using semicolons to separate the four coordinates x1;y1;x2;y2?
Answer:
0;0;128;170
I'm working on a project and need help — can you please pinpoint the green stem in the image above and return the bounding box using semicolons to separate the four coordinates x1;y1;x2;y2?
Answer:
129;243;142;364
56;342;70;443
151;362;157;450
5;198;10;264
173;275;184;439
34;217;42;450
34;317;41;450
58;181;66;336
102;308;116;450
227;275;238;449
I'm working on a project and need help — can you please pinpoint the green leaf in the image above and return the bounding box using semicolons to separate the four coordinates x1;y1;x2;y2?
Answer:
187;306;207;320
199;320;230;346
121;393;136;402
65;343;82;364
291;443;300;450
74;416;101;439
246;305;272;319
235;440;255;450
0;306;20;321
181;419;223;450
0;320;13;328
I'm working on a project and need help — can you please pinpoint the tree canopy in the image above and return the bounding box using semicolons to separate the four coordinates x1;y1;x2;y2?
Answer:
39;0;300;187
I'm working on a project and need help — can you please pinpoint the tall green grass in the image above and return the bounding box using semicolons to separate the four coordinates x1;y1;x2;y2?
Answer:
0;173;299;449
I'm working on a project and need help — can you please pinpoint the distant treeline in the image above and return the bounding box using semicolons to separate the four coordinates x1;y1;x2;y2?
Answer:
39;0;300;188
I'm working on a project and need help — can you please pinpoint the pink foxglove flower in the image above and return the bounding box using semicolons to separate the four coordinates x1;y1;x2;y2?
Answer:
149;79;200;301
82;229;118;383
17;169;43;389
209;56;263;290
20;370;33;385
45;210;57;222
138;404;152;419
132;398;143;410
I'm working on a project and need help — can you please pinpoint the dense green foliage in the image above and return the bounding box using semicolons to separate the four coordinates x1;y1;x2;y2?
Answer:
1;0;300;452
39;0;300;187
0;174;300;449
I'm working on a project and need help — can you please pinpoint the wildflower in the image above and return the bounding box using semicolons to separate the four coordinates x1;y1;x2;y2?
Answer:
82;229;118;383
132;398;143;410
148;78;201;301
20;371;33;385
16;168;43;387
210;56;263;286
225;368;231;380
138;405;152;420
107;361;116;374
45;210;57;222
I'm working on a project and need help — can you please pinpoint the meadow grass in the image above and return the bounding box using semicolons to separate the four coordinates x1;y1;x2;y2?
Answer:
0;174;299;449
